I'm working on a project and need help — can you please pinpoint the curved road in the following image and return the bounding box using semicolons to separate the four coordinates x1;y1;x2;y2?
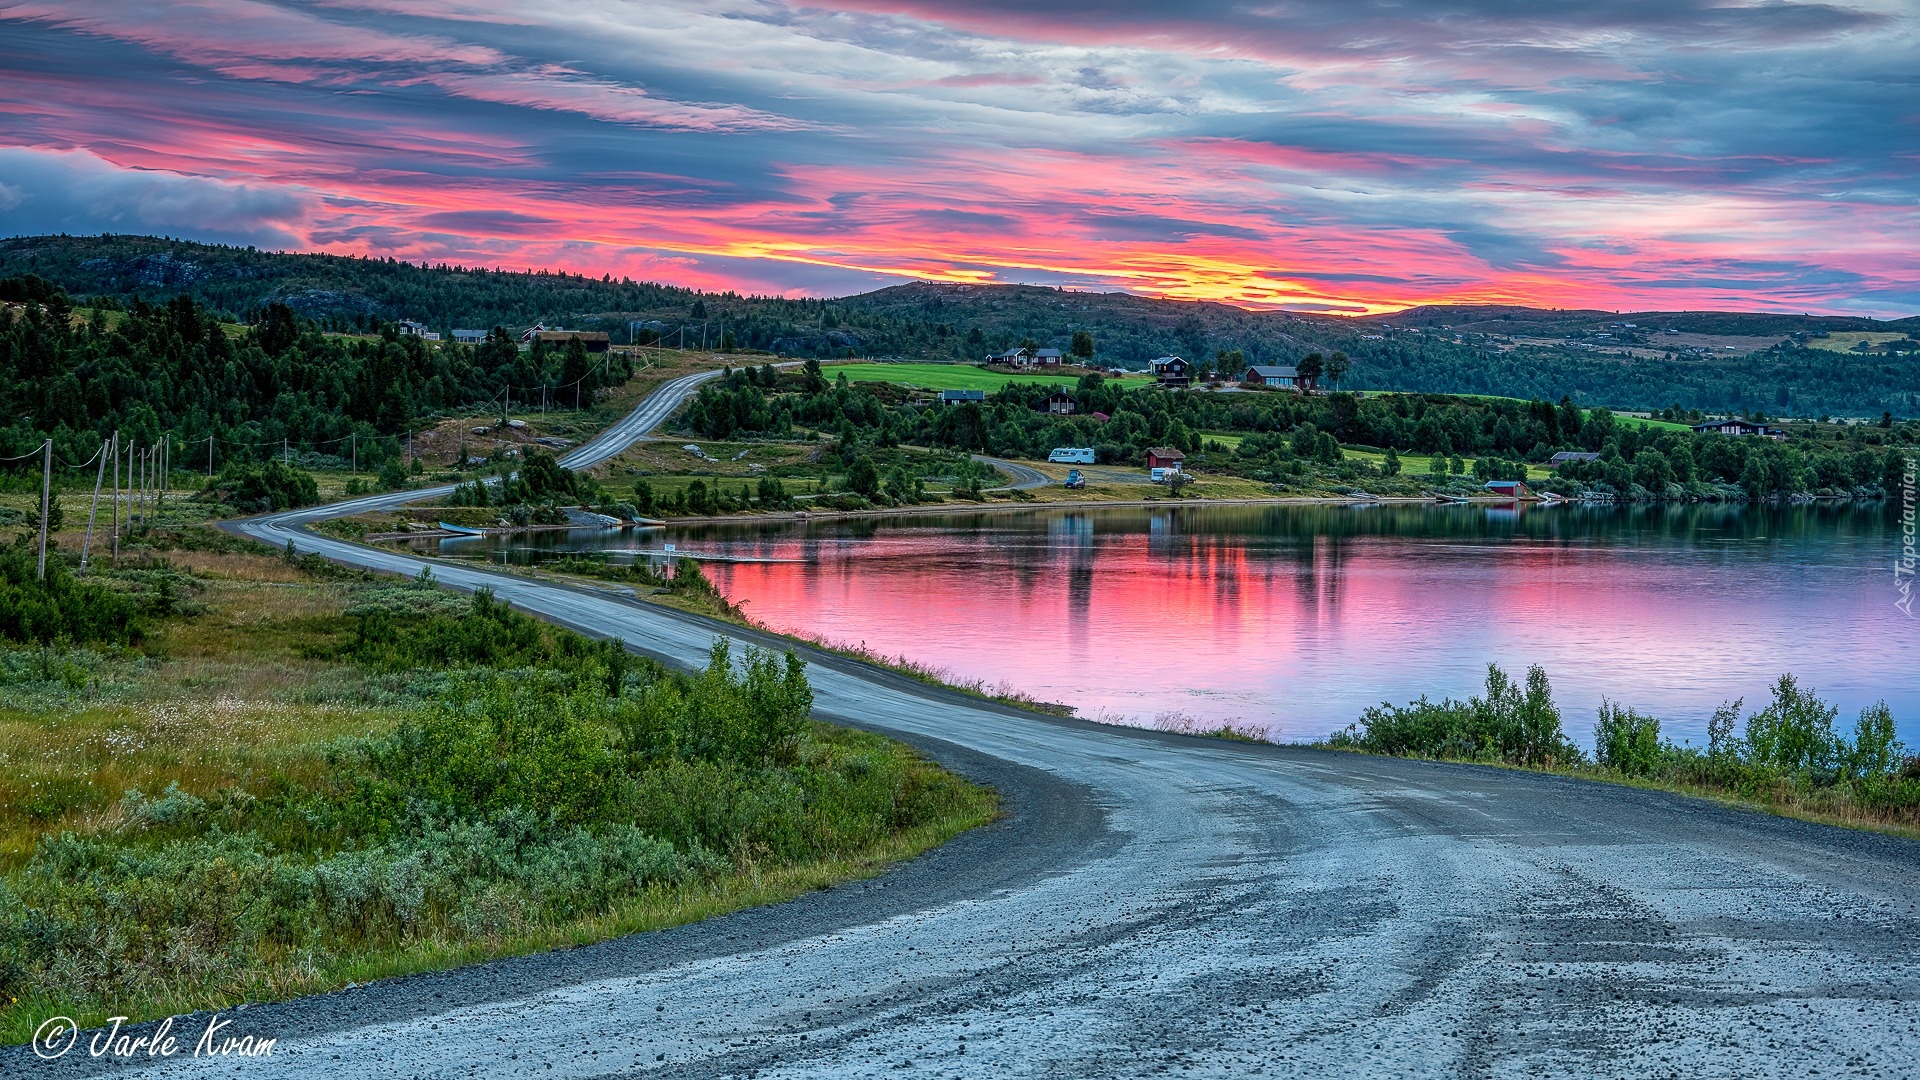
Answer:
33;374;1920;1077
974;454;1052;492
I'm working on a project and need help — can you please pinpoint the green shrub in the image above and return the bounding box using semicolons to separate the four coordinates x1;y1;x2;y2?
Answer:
1594;699;1663;776
0;540;144;646
1330;663;1579;767
202;460;319;512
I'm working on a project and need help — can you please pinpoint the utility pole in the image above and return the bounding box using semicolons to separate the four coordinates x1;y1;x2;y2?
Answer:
406;430;413;468
351;433;356;474
158;435;168;521
81;438;106;574
208;434;214;479
283;438;290;466
111;433;120;563
36;438;50;581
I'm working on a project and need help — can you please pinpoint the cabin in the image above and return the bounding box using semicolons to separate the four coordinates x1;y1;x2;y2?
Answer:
1692;418;1785;440
1482;479;1527;498
990;347;1030;365
1046;391;1076;415
1149;356;1191;387
1548;451;1601;467
1145;447;1186;472
530;331;611;353
396;320;441;341
451;329;488;345
1244;364;1300;389
1031;348;1065;366
939;389;986;406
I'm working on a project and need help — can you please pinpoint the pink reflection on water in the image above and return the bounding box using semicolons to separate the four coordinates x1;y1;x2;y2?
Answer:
692;506;1914;745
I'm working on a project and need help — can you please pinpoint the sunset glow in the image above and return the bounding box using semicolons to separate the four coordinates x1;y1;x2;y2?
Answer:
3;0;1916;313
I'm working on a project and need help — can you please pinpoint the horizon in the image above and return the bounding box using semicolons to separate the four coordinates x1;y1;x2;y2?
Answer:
1;3;1916;317
11;234;1918;325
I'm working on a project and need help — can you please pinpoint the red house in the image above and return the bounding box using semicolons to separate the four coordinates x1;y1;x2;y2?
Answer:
1146;447;1186;472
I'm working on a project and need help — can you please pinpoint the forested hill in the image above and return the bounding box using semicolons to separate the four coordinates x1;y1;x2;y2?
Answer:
3;234;1917;416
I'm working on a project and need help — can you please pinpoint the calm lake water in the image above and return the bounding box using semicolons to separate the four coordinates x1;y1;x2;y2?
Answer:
437;502;1920;747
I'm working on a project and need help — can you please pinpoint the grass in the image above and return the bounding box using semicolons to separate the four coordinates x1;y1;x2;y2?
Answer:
1804;332;1910;354
0;531;995;1045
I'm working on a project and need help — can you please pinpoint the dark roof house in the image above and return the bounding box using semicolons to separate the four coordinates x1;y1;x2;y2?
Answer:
939;389;986;405
1244;364;1300;388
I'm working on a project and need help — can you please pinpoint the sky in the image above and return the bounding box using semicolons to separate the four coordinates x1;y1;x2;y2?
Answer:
1;1;1916;316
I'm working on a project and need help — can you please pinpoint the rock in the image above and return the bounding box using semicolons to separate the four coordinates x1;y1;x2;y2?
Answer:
507;419;528;429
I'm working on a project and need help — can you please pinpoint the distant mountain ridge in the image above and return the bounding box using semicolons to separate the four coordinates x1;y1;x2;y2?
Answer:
3;234;1916;416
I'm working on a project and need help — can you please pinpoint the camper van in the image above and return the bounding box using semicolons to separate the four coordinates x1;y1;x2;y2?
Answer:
1048;447;1095;464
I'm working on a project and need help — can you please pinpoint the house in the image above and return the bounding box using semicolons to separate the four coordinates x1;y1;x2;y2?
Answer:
397;320;441;341
1548;451;1601;467
530;330;611;353
1483;479;1528;498
1145;447;1186;472
1046;391;1076;415
939;389;986;406
519;323;551;343
451;329;488;345
1244;364;1300;389
1692;418;1785;440
1031;348;1064;366
990;347;1030;365
1148;356;1191;386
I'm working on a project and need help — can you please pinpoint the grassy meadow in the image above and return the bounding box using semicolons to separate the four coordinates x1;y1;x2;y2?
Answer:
0;527;993;1044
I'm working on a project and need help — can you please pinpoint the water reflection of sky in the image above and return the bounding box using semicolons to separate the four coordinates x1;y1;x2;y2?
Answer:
476;503;1920;747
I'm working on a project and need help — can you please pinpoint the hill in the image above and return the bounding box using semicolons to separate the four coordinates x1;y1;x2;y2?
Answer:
3;234;1916;416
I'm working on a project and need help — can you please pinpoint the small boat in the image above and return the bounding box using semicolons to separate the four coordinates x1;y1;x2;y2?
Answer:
632;516;667;528
437;521;487;537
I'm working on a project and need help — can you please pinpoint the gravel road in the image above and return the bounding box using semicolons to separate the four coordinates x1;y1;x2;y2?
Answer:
20;372;1920;1078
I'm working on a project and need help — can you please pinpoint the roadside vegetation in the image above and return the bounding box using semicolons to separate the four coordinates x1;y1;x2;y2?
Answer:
0;527;993;1045
1326;664;1918;834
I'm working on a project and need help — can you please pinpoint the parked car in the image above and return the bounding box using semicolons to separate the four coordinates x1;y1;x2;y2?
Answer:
1065;469;1086;490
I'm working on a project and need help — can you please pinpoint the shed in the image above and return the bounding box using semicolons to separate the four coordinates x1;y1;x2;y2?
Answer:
1146;447;1186;471
1482;479;1527;498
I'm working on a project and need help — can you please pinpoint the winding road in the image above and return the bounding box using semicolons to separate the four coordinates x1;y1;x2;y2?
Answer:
28;372;1920;1078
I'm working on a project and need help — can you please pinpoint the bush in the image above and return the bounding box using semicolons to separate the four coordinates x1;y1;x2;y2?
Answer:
1330;663;1579;767
1594;699;1662;776
0;540;143;645
202;460;319;512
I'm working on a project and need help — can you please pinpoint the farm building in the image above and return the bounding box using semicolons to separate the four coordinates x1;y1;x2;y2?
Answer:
1145;447;1186;472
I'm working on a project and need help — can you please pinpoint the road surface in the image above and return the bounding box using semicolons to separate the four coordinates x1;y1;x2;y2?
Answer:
24;372;1920;1078
974;454;1051;491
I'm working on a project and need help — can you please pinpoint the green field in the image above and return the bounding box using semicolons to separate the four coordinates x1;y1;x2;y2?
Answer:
830;363;1125;392
1804;332;1909;354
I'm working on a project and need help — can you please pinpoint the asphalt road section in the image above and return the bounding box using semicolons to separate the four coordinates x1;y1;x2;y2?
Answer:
974;454;1052;491
18;373;1920;1078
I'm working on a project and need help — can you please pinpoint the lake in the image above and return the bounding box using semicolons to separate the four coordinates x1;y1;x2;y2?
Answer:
434;502;1919;748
